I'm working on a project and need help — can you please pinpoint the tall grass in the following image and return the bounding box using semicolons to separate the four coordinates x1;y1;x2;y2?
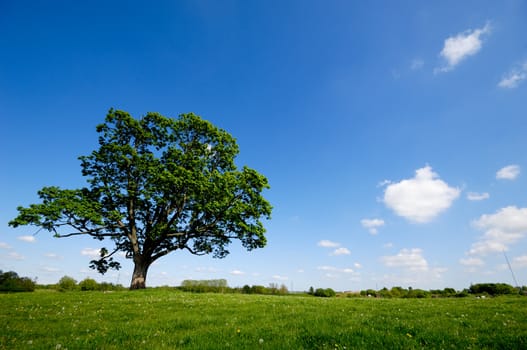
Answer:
1;290;526;349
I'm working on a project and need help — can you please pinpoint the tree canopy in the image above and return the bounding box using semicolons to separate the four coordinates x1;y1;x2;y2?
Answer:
10;109;272;289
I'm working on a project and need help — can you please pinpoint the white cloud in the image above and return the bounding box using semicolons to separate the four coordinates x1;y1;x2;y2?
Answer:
498;61;527;88
317;240;340;248
80;248;100;258
17;235;36;243
41;266;61;272
317;265;338;272
377;180;392;187
317;265;354;274
44;253;62;259
513;255;527;268
272;275;288;281
436;23;491;73
230;270;245;275
383;166;460;223
0;242;12;249
496;165;520;180
459;257;484;266
381;248;429;271
331;247;351;256
411;58;424;70
354;262;362;269
467;192;490;201
8;252;25;260
361;218;385;235
469;206;527;256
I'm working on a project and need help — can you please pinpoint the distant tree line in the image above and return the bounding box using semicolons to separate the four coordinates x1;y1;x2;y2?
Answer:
342;284;526;298
2;270;525;298
177;279;289;295
0;270;36;292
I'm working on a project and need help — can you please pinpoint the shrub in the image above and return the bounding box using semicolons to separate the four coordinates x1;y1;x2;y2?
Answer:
79;278;99;291
314;288;336;297
57;276;78;291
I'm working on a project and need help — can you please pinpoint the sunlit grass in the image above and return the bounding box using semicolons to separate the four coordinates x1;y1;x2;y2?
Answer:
1;290;526;349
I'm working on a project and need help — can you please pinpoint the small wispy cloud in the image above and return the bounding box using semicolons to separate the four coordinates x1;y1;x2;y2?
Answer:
331;247;351;256
361;218;385;235
512;255;527;268
467;192;490;201
0;242;12;249
436;22;491;73
317;265;355;274
272;275;288;281
80;248;100;258
411;58;424;70
498;61;527;89
317;240;340;248
41;266;61;272
230;270;245;275
496;165;520;180
381;248;429;271
17;235;36;243
459;257;484;266
8;252;25;260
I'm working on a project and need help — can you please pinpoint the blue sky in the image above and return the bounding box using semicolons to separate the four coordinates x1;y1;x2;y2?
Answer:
1;1;526;291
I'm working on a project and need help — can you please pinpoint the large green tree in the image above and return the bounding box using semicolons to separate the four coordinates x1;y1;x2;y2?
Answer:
10;110;272;289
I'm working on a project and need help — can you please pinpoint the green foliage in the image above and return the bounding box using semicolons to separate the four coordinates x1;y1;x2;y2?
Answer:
314;288;336;297
2;291;526;349
0;271;36;292
180;279;228;293
79;278;99;291
9;109;272;289
469;283;518;296
238;284;288;295
57;276;78;292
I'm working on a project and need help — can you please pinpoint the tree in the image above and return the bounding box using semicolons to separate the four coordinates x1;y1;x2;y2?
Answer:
10;110;272;289
58;276;78;291
0;270;36;292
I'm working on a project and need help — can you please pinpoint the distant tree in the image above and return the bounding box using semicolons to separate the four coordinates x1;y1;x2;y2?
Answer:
469;283;517;296
0;270;36;292
79;278;99;291
279;284;289;295
58;276;78;291
10;110;272;289
314;288;336;297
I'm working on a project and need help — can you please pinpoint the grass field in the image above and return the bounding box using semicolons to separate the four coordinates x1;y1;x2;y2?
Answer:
1;290;526;349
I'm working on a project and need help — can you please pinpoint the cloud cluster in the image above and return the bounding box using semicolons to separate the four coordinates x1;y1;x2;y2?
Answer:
469;206;527;256
436;23;491;73
383;166;460;223
361;218;385;235
317;240;351;256
381;248;429;271
498;61;527;89
496;165;520;180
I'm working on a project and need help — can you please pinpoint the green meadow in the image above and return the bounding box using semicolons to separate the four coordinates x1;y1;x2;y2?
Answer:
1;290;526;349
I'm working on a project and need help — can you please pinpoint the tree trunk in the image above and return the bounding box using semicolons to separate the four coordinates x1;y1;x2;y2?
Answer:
130;258;150;290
